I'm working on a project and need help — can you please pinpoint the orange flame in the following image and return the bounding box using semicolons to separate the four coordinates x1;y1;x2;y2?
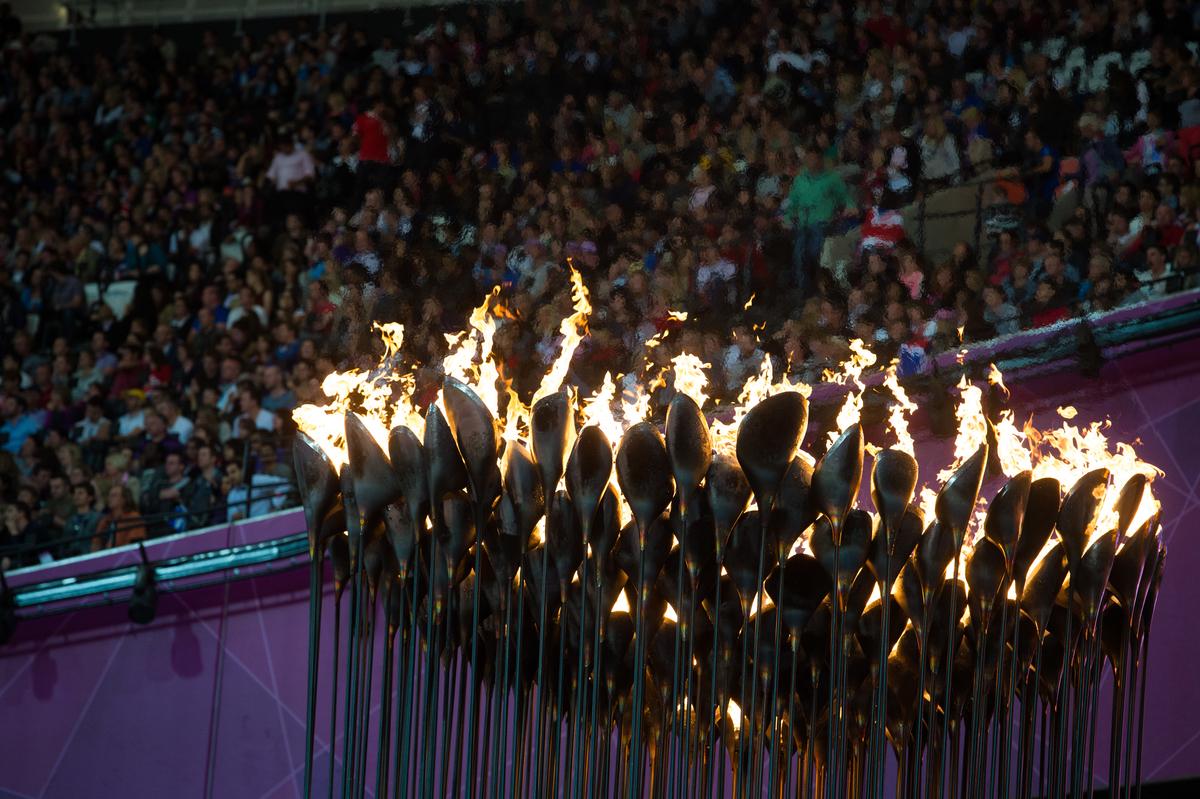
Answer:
708;348;812;458
580;372;626;447
671;353;711;410
1024;418;1161;543
531;266;591;406
295;309;1162;560
915;365;1161;545
291;322;422;470
882;365;917;456
825;339;877;449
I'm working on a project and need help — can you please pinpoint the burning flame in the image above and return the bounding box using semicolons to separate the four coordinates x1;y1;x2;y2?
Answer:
911;367;1160;546
708;350;812;457
531;267;591;406
1025;419;1160;543
294;289;1161;561
580;373;626;447
612;590;631;615
825;339;877;449
671;353;711;409
883;365;917;456
919;374;986;523
947;374;987;472
292;322;423;470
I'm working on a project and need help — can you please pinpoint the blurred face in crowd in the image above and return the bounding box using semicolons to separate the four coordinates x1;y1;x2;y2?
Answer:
224;461;243;490
196;445;216;472
239;389;259;415
73;485;93;511
144;412;165;438
164;452;184;480
107;485;127;513
262;364;283;391
49;475;68;499
1043;254;1063;278
1146;246;1167;273
220;358;241;384
293;361;313;383
1087;257;1111;281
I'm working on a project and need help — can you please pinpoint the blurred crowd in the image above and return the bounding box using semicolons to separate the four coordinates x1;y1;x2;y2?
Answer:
2;0;1200;567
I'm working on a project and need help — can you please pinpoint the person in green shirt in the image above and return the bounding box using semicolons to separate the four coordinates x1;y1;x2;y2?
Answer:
786;148;856;297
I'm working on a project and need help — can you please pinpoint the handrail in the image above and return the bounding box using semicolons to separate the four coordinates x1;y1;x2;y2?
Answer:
9;531;310;614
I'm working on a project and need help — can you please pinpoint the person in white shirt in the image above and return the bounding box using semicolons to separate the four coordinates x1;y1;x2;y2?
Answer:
265;136;316;192
226;287;268;328
372;36;400;76
265;132;316;224
223;461;291;521
156;395;194;444
696;244;737;307
1134;244;1175;301
721;324;766;395
117;389;147;440
73;398;112;445
215;357;243;415
231;386;277;439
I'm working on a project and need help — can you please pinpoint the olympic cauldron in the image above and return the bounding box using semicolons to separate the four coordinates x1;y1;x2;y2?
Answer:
290;304;1164;799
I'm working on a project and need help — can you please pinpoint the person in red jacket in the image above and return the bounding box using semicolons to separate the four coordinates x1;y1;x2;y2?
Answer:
354;96;391;191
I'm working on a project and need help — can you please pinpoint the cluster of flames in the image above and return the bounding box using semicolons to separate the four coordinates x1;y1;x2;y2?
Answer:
294;267;1161;552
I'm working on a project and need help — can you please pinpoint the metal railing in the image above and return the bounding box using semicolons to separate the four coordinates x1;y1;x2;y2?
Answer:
6;528;310;619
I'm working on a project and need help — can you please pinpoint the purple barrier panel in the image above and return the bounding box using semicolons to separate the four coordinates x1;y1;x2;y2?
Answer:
0;563;383;799
5;507;307;590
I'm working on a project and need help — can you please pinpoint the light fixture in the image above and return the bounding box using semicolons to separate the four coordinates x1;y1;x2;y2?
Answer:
127;543;157;626
0;573;15;645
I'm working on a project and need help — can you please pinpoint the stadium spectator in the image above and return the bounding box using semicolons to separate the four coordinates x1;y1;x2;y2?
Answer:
92;485;146;551
63;482;102;558
223;459;291;522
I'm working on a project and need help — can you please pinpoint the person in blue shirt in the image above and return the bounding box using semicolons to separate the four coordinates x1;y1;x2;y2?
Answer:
0;395;42;455
1023;129;1060;219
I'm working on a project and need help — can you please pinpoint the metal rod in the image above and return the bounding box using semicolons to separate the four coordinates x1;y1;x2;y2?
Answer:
303;554;323;799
